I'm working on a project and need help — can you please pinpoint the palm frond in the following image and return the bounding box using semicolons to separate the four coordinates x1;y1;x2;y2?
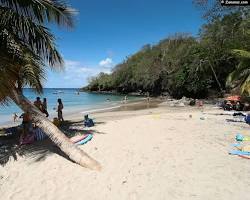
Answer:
232;49;250;59
240;74;250;95
0;8;64;68
0;27;46;101
0;0;75;103
0;0;76;27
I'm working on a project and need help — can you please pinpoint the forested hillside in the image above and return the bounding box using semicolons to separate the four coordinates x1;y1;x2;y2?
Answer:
84;2;250;98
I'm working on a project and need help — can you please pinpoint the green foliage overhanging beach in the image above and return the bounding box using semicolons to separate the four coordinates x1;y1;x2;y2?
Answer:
85;1;250;97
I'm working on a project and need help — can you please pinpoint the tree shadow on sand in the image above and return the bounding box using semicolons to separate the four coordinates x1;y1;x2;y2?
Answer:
60;120;106;137
0;120;106;166
0;132;70;166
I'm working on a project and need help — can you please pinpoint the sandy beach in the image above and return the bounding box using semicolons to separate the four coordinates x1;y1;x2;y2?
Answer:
1;101;250;200
2;0;250;199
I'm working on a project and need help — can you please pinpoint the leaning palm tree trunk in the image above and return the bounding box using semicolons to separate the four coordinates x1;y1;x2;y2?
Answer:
208;60;224;95
10;89;101;171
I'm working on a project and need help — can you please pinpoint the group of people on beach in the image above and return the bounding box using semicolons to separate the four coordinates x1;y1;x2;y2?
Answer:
34;97;49;117
14;97;65;138
30;97;64;121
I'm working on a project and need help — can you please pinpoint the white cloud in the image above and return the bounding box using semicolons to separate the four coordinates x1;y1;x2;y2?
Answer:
61;59;100;84
64;60;93;73
65;60;81;67
99;57;113;68
45;59;115;88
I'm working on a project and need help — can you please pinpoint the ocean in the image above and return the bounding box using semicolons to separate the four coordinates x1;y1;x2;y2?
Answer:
0;88;140;126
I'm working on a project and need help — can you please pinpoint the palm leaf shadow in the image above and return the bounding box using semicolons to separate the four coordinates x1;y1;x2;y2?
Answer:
0;136;70;166
0;119;106;166
60;120;106;137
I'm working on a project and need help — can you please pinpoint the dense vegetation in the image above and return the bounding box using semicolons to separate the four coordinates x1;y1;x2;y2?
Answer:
84;3;250;98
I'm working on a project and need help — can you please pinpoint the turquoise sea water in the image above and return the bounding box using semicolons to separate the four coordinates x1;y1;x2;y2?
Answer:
0;88;140;125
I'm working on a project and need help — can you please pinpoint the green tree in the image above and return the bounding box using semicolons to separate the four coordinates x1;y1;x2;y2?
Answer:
194;0;250;95
227;49;250;95
85;10;250;98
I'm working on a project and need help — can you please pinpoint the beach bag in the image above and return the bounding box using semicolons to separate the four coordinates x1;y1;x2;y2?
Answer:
84;115;94;127
236;134;244;141
84;118;94;127
245;114;250;125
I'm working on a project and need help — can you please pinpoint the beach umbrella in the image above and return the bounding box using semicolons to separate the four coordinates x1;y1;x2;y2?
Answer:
226;95;241;101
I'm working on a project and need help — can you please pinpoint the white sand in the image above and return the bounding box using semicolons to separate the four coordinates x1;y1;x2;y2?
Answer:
1;105;250;200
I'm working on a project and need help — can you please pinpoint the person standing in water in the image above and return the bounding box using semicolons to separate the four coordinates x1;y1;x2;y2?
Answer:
123;95;128;103
146;92;150;102
13;113;18;123
42;98;49;117
57;98;64;122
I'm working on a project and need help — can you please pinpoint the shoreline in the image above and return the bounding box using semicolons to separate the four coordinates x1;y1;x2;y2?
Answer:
0;97;161;128
0;89;143;127
58;97;165;124
0;96;219;129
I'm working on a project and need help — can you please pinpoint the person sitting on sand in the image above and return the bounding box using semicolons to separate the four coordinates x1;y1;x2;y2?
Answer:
53;117;60;127
34;97;43;111
243;102;250;111
84;114;94;127
57;98;64;122
19;111;32;137
42;98;49;117
235;101;243;111
224;100;233;111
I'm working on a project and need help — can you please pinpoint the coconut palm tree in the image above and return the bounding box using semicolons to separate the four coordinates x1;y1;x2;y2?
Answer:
227;49;250;95
0;0;101;170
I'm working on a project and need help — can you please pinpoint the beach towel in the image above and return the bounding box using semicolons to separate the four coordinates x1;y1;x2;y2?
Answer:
75;134;93;145
226;118;245;123
70;134;88;143
229;150;250;156
0;127;17;137
20;134;35;145
34;128;48;141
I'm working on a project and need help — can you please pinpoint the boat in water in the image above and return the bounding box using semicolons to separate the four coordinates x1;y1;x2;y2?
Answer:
52;90;64;94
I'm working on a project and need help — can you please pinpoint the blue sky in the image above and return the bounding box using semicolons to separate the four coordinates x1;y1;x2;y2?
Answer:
45;0;205;88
